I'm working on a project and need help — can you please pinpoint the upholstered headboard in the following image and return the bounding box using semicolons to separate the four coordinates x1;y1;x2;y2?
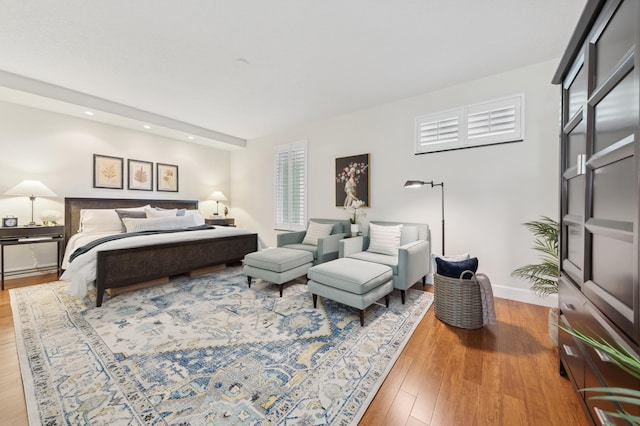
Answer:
64;197;199;243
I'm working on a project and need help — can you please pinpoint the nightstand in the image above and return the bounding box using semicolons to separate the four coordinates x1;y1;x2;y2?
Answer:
205;218;235;226
0;225;65;290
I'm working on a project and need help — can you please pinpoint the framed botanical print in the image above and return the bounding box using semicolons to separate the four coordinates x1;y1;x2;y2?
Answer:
335;153;370;207
157;163;179;192
93;154;124;189
128;159;153;191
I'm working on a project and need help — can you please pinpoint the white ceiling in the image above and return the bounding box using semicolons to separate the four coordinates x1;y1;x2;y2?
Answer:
0;0;586;150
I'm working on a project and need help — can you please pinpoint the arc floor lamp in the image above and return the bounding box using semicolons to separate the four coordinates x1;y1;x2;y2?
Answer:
404;180;445;255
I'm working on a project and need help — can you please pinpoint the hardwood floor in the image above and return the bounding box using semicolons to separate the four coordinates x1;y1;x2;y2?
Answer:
0;275;590;425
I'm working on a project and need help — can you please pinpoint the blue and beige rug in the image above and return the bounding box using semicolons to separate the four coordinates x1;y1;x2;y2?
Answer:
11;267;433;425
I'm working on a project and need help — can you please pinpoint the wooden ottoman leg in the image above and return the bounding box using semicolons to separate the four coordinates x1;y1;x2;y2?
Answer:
247;276;252;288
279;284;284;297
400;289;406;304
422;275;426;286
312;293;318;308
359;310;365;326
384;294;390;308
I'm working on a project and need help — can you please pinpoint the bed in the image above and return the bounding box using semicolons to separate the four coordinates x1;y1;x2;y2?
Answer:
62;197;258;307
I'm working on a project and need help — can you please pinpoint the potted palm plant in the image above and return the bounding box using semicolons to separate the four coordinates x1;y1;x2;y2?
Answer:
511;216;559;344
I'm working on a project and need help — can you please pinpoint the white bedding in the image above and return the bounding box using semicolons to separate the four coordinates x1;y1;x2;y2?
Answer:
61;227;257;299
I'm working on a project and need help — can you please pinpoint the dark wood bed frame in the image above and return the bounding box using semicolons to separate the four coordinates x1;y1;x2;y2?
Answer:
64;197;258;307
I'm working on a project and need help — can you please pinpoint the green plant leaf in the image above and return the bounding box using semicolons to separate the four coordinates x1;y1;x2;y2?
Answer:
511;216;559;296
560;326;640;424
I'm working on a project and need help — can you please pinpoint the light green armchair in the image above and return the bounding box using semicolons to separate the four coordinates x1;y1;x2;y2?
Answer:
339;221;431;304
277;218;351;265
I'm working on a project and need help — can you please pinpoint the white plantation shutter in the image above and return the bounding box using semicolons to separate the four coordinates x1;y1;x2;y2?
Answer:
275;140;307;230
466;96;522;146
274;149;289;226
415;94;524;154
416;112;461;153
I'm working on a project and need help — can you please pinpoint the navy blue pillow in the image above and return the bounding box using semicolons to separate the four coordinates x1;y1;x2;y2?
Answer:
436;257;478;279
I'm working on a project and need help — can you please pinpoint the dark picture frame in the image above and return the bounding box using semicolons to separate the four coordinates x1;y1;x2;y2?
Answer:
93;154;124;189
157;163;179;192
335;153;370;207
127;159;153;191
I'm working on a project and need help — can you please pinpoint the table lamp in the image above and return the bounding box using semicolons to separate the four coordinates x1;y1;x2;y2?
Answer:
5;180;57;226
208;191;227;217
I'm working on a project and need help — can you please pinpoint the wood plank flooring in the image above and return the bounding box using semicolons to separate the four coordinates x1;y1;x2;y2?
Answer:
0;275;591;425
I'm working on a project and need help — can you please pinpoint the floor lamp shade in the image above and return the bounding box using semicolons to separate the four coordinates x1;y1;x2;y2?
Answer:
403;180;445;255
208;191;228;215
4;180;57;226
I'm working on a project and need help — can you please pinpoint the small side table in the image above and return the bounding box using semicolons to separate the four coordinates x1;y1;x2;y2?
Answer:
205;218;235;226
0;225;65;290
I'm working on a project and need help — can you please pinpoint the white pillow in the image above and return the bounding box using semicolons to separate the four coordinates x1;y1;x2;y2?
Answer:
79;205;150;233
302;221;334;246
367;223;403;256
145;207;178;218
184;209;205;225
122;215;197;233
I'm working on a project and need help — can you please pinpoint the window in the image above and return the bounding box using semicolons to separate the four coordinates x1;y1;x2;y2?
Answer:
415;94;524;154
274;140;307;230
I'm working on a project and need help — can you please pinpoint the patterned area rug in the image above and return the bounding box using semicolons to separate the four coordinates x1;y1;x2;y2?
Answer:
11;267;433;425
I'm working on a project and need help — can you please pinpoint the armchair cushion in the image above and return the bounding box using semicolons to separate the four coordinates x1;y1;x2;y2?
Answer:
280;243;318;260
301;221;334;246
400;225;420;245
367;223;403;256
348;251;399;275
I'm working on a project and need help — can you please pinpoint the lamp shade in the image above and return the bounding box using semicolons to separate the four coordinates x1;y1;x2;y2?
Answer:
5;180;57;197
208;191;227;202
404;180;429;188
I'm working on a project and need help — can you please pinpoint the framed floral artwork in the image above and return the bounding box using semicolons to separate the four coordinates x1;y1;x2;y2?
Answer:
157;163;179;192
93;154;124;189
128;159;153;191
335;153;369;207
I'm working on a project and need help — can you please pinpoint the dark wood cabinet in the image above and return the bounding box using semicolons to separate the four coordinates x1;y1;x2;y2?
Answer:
553;0;640;424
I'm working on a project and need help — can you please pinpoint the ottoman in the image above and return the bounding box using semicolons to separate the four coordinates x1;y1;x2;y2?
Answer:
243;247;314;296
307;258;393;326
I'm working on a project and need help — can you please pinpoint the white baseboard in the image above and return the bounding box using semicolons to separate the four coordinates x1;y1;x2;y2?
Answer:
3;263;58;280
491;284;558;308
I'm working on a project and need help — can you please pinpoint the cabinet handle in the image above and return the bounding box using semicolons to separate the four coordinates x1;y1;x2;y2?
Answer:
563;344;578;358
577;154;587;175
562;302;575;311
594;348;612;363
594;407;611;426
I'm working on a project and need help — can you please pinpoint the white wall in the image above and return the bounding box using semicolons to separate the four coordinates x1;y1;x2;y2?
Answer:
0;101;231;276
231;59;562;307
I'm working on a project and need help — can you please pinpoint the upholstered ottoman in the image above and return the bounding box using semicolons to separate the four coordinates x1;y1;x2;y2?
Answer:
307;258;393;326
243;247;314;296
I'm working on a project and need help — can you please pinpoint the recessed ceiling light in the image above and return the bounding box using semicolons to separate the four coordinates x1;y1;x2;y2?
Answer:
143;125;151;129
84;111;95;116
188;136;195;140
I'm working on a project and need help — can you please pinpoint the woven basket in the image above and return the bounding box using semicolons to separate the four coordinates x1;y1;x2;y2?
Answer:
434;271;483;329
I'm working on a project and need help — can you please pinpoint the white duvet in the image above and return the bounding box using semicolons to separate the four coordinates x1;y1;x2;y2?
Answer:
61;227;258;298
